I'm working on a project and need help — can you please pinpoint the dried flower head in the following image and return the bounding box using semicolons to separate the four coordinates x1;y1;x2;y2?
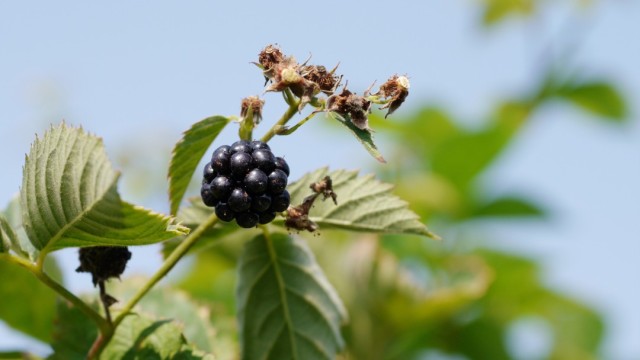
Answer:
375;75;410;118
285;176;338;232
301;64;341;95
240;96;265;125
326;87;373;130
310;175;337;205
258;44;285;71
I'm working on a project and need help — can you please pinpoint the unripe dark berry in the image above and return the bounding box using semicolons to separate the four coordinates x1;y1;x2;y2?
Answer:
201;183;219;207
251;194;272;212
210;175;233;200
244;169;268;195
230;152;253;179
203;162;216;182
268;169;288;194
270;190;290;212
76;246;132;286
258;211;277;224
230;140;252;154
275;157;290;176
252;149;276;174
228;188;251;212
250;140;271;151
211;146;231;174
215;203;235;221
236;211;259;228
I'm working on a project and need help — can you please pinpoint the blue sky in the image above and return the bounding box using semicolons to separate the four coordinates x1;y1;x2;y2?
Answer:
1;1;638;357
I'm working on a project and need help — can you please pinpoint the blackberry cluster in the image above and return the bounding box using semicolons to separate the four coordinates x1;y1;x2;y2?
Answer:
201;140;291;228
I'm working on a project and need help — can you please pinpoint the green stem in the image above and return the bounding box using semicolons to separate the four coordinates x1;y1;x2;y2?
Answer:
6;255;110;334
261;91;300;143
276;111;320;135
113;213;220;327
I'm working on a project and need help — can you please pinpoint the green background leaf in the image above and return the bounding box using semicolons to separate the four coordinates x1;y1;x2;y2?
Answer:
471;195;546;218
328;112;386;163
557;82;627;121
20;123;187;256
283;168;437;238
236;234;347;360
0;256;60;343
168;116;230;215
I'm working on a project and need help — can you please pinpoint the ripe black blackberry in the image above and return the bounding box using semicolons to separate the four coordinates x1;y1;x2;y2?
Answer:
201;140;290;228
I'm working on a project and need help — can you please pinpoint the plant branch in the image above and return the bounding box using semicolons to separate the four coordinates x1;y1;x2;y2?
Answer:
113;213;220;327
261;90;301;143
5;255;110;334
276;111;320;135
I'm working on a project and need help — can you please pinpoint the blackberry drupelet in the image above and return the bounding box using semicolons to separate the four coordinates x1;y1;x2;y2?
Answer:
201;140;290;228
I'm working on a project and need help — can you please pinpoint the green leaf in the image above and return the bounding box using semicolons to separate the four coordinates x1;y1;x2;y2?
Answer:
20;123;188;256
0;351;38;360
2;196;38;260
107;277;218;354
471;196;546;218
328;112;386;163
49;290;214;360
49;299;98;360
0;216;11;253
482;0;534;25
430;128;509;190
103;315;213;360
169;116;231;215
283;168;438;238
237;234;347;360
0;255;59;342
557;82;627;121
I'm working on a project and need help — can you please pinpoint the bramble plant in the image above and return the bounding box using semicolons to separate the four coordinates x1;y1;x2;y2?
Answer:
0;44;437;359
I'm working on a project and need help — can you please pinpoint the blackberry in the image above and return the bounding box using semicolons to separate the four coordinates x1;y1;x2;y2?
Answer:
201;183;218;207
230;140;252;154
244;169;268;195
275;157;290;176
250;140;270;151
203;162;216;182
201;140;290;228
268;169;288;194
270;190;291;212
210;175;233;200
230;152;253;179
236;211;259;228
211;145;231;173
215;203;235;221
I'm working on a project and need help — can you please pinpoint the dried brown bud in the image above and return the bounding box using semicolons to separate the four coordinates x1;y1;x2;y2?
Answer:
375;75;410;118
240;96;265;125
326;88;372;130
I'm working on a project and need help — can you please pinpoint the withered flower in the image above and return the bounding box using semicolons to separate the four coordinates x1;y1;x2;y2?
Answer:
374;75;410;118
326;88;372;130
258;44;285;72
264;57;321;110
309;175;337;205
301;64;341;95
240;96;265;125
285;176;338;232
